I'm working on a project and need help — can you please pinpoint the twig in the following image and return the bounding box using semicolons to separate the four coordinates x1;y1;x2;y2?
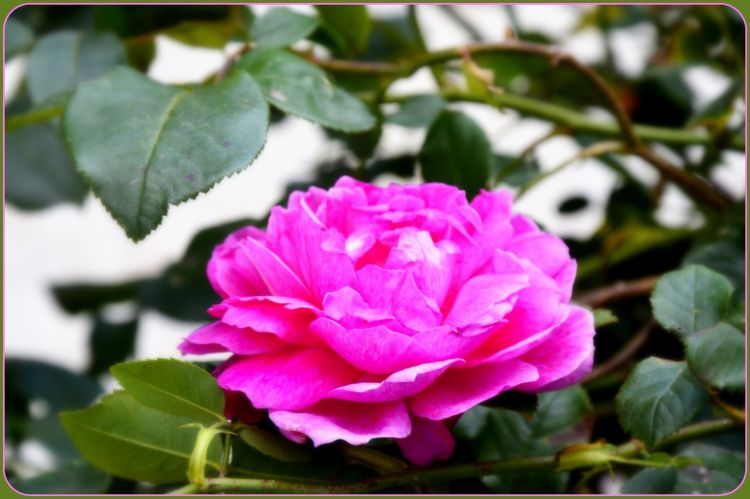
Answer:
576;275;660;308
584;319;656;385
516;140;625;199
197;419;738;494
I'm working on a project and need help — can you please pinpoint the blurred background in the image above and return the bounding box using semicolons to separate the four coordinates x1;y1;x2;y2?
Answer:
4;4;745;491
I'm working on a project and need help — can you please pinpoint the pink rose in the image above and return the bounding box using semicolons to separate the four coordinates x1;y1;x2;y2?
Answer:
180;177;595;465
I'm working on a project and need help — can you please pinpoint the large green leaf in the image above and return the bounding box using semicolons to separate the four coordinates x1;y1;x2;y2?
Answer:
237;48;375;132
27;31;125;105
6;123;87;210
60;391;221;483
616;358;708;447
419;110;492;198
530;386;592;438
685;322;745;392
651;265;734;337
110;359;225;424
251;8;318;47
6;18;34;58
63;67;269;241
315;6;370;56
12;460;111;494
683;241;745;295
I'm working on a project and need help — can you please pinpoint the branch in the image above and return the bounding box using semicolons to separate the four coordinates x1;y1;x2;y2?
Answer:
576;275;660;308
583;319;656;385
195;419;739;494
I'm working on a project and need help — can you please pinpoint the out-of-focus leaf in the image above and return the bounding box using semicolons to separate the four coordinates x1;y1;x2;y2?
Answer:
683;241;744;295
685;322;744;392
123;39;156;72
110;359;225;424
6;359;101;411
237;426;313;463
358;16;422;62
52;281;143;314
386;95;446;128
455;407;573;493
60;391;221;484
63;67;268;241
673;444;745;494
616;357;708;447
237;48;375;132
93;5;238;38
27;31;125;105
88;315;138;376
12;5;94;35
6;124;87;210
621;468;678;493
491;154;539;187
631;67;695;127
315;5;370;57
531;386;592;438
651;265;734;337
6;18;34;58
163;8;250;48
593;308;618;328
250;8;318;47
419;110;491;198
12;460;111;494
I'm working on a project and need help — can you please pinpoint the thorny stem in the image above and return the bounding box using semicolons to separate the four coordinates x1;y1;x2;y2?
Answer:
187;419;739;494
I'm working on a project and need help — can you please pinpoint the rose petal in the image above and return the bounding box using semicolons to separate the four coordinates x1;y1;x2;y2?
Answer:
409;359;539;420
397;417;455;466
270;399;411;446
207;227;269;299
327;359;464;403
505;230;571;279
219;296;321;347
217;348;360;411
516;306;595;391
179;321;283;355
311;318;433;374
445;273;528;333
241;238;313;301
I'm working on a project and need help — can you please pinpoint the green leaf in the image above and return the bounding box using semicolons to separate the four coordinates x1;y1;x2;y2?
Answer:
27;31;125;105
683;241;745;295
593;308;618;328
673;444;745;494
315;6;370;56
386;95;446;128
491;154;540;187
52;280;143;314
651;265;734;337
419;111;492;198
6;124;87;210
251;8;318;47
12;460;111;494
6;18;34;58
237;426;313;463
88;315;138;376
63;67;269;241
531;386;592;437
7;359;101;411
621;468;678;493
60;391;221;483
685;322;745;392
616;358;708;447
110;359;225;424
237;48;375;132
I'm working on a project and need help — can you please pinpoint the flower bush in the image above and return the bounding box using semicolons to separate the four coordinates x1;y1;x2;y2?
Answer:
181;177;595;465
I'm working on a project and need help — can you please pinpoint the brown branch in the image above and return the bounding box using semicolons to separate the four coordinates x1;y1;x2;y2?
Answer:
577;275;660;308
584;319;656;385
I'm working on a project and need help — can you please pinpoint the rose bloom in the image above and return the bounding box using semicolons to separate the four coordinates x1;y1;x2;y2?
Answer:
180;177;595;465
